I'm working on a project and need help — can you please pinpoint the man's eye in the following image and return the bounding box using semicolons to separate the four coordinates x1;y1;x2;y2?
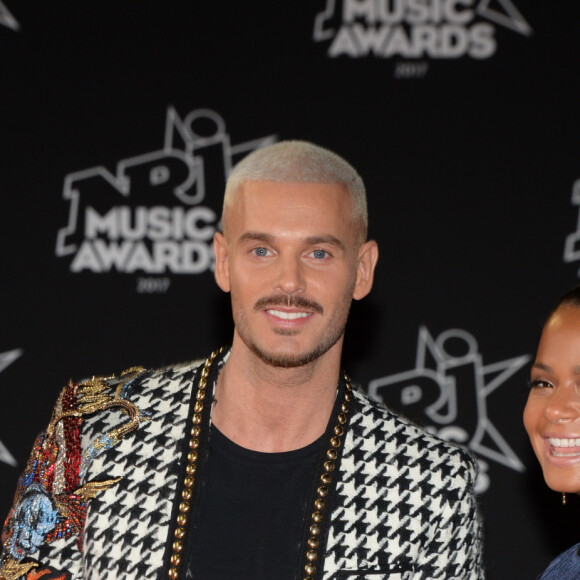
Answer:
253;247;269;257
312;250;328;259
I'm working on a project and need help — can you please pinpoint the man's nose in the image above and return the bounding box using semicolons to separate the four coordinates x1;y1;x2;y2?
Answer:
274;254;305;294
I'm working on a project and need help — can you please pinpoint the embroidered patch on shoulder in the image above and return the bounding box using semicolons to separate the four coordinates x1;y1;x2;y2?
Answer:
0;560;72;580
26;564;71;579
0;367;147;577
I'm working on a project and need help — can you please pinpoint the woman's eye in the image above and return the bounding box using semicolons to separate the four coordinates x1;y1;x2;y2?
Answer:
528;378;552;390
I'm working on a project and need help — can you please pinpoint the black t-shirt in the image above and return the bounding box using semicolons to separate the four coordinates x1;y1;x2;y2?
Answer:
185;424;323;579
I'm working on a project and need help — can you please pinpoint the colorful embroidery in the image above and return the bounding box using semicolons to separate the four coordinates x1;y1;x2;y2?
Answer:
0;559;39;580
26;565;71;579
0;367;146;579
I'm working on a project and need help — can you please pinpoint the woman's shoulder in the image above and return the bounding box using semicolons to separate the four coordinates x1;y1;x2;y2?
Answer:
540;543;580;579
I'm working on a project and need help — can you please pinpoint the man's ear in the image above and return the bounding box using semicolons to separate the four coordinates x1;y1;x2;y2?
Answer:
213;232;231;292
353;240;379;300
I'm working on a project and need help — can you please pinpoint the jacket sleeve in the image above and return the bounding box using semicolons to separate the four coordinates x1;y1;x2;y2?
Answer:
421;450;485;579
0;368;146;580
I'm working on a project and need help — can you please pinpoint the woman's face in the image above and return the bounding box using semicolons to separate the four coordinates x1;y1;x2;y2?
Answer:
524;305;580;494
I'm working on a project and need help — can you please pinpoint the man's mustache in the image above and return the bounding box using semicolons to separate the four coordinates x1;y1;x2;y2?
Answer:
253;295;324;314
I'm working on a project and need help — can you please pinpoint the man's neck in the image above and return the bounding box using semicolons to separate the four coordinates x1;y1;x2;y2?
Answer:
210;341;342;453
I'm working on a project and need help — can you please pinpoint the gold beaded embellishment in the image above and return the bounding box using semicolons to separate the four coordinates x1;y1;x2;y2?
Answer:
302;375;352;580
167;348;222;580
166;349;351;580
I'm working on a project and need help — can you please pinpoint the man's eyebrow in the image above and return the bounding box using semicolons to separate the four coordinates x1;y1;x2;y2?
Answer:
304;235;345;250
237;232;346;250
238;232;275;244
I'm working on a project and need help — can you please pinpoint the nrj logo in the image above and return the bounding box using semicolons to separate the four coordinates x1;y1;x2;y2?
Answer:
563;179;580;276
55;107;276;277
0;348;22;467
368;326;530;492
313;0;531;60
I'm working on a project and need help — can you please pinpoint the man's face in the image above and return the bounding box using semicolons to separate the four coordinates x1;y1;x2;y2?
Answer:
214;180;377;368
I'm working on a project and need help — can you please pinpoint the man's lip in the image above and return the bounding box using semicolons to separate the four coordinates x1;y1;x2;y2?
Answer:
265;308;314;321
254;296;323;314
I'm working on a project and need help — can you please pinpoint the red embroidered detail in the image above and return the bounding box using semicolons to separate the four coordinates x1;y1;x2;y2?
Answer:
27;565;71;579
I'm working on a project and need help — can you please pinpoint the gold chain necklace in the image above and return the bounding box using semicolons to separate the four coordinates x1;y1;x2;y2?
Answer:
167;347;353;580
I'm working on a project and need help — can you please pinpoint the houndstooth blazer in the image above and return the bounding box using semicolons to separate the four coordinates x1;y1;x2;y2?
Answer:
0;352;484;580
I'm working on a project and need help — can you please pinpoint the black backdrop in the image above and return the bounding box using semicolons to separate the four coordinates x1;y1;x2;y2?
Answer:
1;2;580;577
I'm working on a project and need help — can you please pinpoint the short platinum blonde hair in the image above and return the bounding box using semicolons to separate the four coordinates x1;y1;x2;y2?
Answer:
222;140;368;242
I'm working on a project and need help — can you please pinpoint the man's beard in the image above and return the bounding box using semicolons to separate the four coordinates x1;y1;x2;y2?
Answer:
246;331;343;368
236;293;351;368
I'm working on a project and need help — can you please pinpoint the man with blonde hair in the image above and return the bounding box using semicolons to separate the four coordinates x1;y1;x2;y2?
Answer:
1;141;483;580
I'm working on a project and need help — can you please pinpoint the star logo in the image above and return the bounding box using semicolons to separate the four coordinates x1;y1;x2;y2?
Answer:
368;326;529;472
477;0;532;36
0;348;23;467
0;1;19;32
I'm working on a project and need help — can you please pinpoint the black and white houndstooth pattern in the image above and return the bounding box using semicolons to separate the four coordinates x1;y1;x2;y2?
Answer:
4;359;482;579
14;361;201;579
322;389;484;579
80;363;200;579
